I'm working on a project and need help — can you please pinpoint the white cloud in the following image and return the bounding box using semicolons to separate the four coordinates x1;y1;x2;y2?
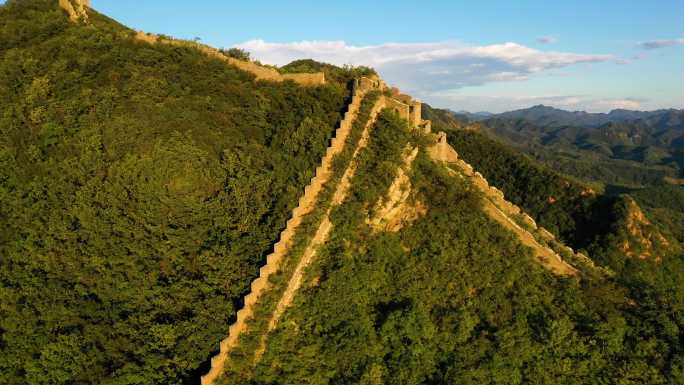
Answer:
424;93;645;113
638;38;684;49
236;40;611;95
537;36;558;44
590;98;643;111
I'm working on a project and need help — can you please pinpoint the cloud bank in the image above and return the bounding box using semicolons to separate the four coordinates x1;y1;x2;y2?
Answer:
237;40;610;92
424;93;645;114
638;38;684;49
235;39;614;112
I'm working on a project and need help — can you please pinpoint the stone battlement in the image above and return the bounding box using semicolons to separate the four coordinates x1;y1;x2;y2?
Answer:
134;32;325;87
202;76;432;384
428;132;579;276
355;77;432;133
57;2;324;86
200;77;385;385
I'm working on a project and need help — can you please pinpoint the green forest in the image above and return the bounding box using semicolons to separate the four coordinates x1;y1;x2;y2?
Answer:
0;1;359;383
240;108;684;385
1;1;684;385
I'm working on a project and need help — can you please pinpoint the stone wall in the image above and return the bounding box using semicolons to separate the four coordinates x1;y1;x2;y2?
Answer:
384;97;411;122
133;32;325;87
257;94;389;359
408;101;422;128
200;78;382;385
428;132;579;276
384;86;431;133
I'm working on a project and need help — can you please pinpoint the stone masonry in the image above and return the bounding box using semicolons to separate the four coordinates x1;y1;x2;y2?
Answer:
200;77;383;385
202;76;433;384
428;132;579;276
134;32;325;87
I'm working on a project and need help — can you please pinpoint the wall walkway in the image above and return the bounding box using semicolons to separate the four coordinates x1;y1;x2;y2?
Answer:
200;80;378;385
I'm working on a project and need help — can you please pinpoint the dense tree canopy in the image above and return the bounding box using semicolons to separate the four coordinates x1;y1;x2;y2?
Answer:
0;1;357;383
1;2;683;385
244;110;684;385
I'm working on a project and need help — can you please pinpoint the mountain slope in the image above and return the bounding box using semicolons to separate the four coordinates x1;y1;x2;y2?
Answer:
491;104;684;129
226;104;683;385
2;2;684;385
0;1;354;383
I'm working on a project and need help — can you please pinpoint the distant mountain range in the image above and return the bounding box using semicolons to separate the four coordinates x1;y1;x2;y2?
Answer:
461;104;684;129
453;110;494;121
447;105;684;187
491;105;684;130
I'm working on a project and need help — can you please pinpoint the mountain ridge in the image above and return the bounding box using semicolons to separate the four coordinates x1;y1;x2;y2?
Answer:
2;2;684;385
463;103;684;129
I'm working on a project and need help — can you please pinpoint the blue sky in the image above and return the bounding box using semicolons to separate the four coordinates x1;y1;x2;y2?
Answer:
46;1;684;112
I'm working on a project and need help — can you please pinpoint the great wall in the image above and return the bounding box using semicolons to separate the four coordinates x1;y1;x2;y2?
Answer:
202;77;437;385
199;77;380;385
428;133;583;276
58;2;592;383
199;74;587;384
133;32;326;86
58;0;325;87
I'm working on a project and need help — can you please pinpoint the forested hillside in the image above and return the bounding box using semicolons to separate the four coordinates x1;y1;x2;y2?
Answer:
2;1;684;385
0;1;358;383
464;104;684;188
231;105;684;385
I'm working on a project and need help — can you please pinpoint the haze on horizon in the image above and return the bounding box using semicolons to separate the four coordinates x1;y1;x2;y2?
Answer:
60;0;684;113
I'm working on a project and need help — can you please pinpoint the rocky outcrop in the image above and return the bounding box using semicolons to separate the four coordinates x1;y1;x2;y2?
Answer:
619;197;670;261
134;32;325;86
200;78;381;385
257;94;389;357
59;0;89;23
368;146;426;232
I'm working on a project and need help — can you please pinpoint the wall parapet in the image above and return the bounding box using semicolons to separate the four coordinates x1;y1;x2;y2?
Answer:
380;85;431;133
256;94;388;359
428;132;579;276
133;32;325;87
200;79;382;385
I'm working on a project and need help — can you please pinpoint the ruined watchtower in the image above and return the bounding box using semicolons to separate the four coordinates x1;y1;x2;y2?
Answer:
383;86;432;133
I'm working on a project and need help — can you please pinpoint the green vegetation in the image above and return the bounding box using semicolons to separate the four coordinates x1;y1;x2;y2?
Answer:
242;110;684;385
630;185;684;243
473;105;684;188
280;59;377;87
2;2;684;385
221;47;251;61
444;129;613;248
0;1;351;383
219;91;382;384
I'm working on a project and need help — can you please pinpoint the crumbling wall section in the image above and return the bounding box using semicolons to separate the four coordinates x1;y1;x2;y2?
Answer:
384;97;411;122
384;86;431;132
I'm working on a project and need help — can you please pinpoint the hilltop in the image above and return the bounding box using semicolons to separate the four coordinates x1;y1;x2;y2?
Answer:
1;2;684;385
